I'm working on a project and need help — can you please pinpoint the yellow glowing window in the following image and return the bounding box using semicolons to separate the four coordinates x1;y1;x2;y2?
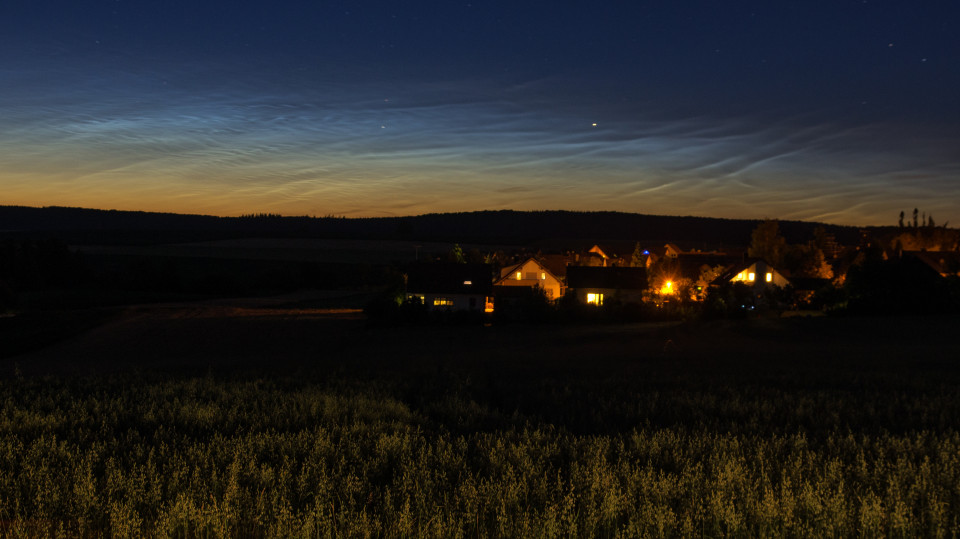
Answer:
516;271;522;280
433;298;453;306
540;272;546;280
736;272;745;281
748;272;755;281
586;293;604;305
765;273;772;282
463;280;472;285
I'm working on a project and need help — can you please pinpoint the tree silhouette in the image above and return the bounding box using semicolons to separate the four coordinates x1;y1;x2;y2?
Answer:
448;244;466;264
630;242;646;267
747;219;787;267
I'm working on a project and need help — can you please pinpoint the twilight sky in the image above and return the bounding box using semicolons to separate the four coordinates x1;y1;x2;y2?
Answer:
2;1;958;225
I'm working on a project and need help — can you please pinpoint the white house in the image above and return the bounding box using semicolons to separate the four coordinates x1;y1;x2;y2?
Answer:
714;259;790;292
494;257;564;300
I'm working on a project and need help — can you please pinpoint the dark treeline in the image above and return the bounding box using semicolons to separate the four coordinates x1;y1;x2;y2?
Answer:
0;206;861;247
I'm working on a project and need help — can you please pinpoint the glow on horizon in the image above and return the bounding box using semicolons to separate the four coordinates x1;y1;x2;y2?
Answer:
2;66;958;226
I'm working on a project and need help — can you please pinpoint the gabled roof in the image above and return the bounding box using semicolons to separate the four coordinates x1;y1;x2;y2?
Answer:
495;257;562;285
588;244;610;259
904;250;960;276
407;263;493;295
566;266;647;290
539;254;572;279
712;258;787;286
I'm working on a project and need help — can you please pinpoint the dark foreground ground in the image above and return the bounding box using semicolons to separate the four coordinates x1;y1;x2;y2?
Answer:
8;295;960;380
2;299;959;536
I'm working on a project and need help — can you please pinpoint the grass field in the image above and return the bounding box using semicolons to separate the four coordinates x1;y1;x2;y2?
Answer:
2;304;959;536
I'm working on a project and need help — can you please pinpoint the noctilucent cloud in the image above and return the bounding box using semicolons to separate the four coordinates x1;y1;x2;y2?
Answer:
2;1;958;225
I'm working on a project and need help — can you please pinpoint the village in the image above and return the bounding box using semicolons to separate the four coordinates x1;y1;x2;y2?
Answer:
399;218;960;319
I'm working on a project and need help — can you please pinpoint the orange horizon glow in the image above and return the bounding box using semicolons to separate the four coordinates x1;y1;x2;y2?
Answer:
1;177;937;227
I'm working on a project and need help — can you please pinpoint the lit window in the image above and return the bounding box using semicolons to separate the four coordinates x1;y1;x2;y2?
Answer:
736;272;745;281
748;272;755;281
516;271;522;280
765;273;772;282
463;280;472;285
540;272;546;280
433;298;453;306
586;293;604;305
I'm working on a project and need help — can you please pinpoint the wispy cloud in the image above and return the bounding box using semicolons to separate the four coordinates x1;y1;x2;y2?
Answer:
2;59;958;225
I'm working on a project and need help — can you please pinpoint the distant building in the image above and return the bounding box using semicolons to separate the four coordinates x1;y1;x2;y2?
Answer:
712;259;790;293
566;266;647;305
903;251;960;277
494;257;564;300
405;263;493;312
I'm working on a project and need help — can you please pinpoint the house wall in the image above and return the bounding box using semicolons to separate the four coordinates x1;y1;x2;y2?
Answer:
573;288;644;305
729;261;790;290
407;293;488;311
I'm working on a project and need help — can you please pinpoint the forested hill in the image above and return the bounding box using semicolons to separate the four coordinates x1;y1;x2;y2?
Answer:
0;206;862;247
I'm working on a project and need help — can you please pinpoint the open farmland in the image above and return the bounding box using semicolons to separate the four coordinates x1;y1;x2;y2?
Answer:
2;304;960;536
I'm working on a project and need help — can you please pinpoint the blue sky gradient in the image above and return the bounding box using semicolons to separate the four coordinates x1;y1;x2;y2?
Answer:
2;1;958;225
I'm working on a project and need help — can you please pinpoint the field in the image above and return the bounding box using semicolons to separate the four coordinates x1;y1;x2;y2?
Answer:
2;300;960;536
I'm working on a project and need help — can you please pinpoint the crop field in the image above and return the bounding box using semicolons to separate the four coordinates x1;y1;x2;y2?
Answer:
2;305;960;537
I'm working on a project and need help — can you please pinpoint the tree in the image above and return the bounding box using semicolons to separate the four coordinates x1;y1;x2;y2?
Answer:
899;210;905;228
630;242;646;267
448;244;466;264
747;219;787;267
913;208;919;229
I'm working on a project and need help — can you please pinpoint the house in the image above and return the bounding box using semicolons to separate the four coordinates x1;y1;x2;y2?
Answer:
712;259;790;293
664;243;685;259
566;266;647;305
903;251;960;277
651;252;742;301
539;253;574;281
494;257;564;300
406;263;494;312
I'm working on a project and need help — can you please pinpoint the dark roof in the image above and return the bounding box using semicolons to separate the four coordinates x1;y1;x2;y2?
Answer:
590;241;639;258
711;258;788;286
713;259;754;284
566;266;647;290
539;254;572;279
904;251;960;275
669;253;740;281
406;263;493;295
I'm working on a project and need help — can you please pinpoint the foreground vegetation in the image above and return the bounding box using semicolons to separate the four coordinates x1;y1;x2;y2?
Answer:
3;315;960;537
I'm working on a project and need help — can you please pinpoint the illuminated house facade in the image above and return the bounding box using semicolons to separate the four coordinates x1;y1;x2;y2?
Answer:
405;263;494;312
494;257;564;300
714;259;790;292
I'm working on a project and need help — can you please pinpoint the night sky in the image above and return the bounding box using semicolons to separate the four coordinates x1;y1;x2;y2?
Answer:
2;1;958;225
